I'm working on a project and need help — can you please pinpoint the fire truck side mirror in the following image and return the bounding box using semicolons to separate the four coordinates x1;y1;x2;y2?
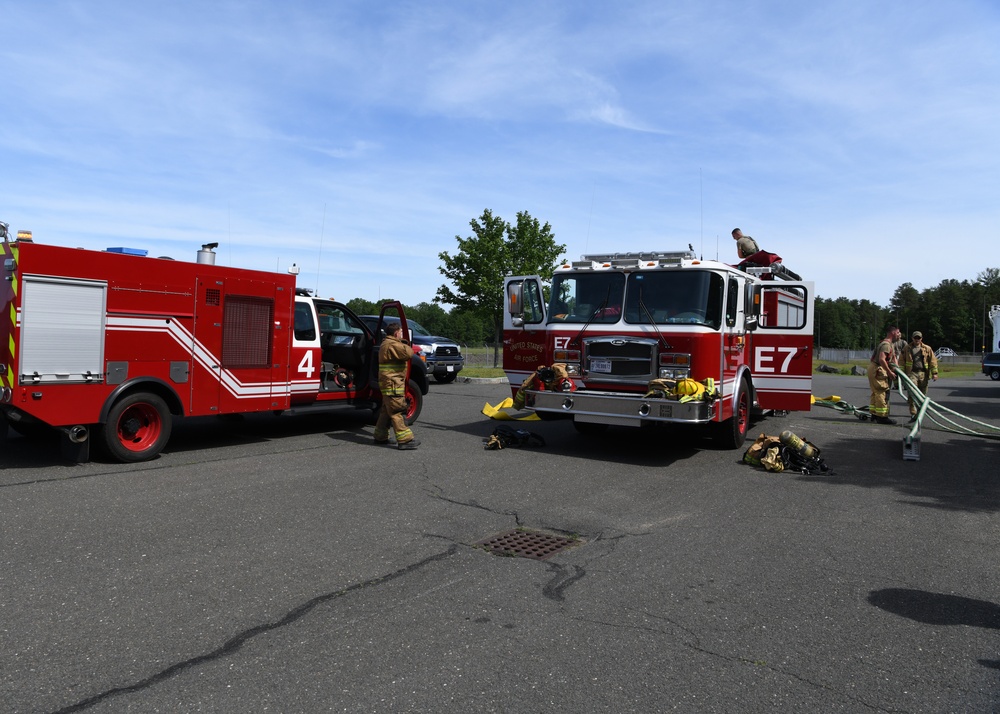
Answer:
745;285;762;331
507;282;524;326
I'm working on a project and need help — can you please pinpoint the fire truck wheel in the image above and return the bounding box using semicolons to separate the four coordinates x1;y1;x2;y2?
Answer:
404;379;423;425
102;392;172;463
714;379;750;449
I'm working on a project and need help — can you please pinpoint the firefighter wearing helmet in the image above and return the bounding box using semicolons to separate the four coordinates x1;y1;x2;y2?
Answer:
373;321;420;450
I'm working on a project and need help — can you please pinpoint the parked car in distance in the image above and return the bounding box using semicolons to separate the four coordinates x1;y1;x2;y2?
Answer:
934;347;957;359
982;352;1000;381
359;316;464;383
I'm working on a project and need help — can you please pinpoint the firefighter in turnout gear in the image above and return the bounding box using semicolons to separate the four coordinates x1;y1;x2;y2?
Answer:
374;322;420;450
868;326;901;425
901;330;939;422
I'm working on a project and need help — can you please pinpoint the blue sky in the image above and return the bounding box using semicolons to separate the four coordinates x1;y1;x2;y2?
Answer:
2;1;998;308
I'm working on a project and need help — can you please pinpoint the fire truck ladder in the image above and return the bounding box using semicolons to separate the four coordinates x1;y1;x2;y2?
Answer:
742;262;802;281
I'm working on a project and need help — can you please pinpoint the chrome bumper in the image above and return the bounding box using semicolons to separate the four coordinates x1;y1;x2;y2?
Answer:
527;389;716;426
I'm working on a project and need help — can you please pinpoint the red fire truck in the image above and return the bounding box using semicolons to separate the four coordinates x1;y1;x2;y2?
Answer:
0;223;427;463
503;249;813;448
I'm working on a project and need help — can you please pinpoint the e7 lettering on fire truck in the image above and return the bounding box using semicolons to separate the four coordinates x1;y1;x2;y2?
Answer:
503;249;813;448
0;222;428;463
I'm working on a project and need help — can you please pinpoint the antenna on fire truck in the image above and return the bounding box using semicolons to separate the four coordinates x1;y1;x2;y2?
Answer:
699;168;703;258
316;203;327;295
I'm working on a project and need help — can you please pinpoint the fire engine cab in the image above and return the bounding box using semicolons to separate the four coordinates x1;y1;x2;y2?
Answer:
503;249;814;448
0;223;427;463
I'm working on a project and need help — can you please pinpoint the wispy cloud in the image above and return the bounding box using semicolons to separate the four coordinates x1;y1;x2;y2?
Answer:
2;0;999;306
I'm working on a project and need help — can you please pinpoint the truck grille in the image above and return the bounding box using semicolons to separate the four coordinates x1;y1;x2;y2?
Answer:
584;337;656;381
435;345;460;357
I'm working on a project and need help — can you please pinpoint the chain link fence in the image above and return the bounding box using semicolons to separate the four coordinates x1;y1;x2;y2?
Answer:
462;343;503;368
816;348;982;364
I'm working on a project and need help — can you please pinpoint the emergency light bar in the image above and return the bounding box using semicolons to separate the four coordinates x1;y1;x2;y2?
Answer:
611;258;641;269
580;250;695;263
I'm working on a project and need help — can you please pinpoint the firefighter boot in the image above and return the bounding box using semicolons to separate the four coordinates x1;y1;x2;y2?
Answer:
397;439;420;451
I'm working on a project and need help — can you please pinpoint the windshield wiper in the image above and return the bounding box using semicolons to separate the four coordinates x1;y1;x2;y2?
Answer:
570;285;611;348
637;287;670;349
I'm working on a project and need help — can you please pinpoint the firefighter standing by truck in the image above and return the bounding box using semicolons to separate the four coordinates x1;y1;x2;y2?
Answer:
374;322;420;450
901;331;939;422
868;326;901;425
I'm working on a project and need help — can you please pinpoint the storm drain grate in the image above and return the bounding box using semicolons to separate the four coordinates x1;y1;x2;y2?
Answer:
475;529;580;561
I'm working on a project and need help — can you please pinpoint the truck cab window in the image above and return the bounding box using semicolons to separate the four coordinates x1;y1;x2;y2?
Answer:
624;271;723;329
523;280;545;324
726;278;740;326
548;273;624;324
294;302;316;341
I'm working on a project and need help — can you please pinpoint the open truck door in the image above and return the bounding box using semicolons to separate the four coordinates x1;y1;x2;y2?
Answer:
747;281;814;411
502;276;547;392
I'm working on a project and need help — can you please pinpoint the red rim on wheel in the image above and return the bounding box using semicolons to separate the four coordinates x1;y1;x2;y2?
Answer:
116;403;163;452
735;392;749;436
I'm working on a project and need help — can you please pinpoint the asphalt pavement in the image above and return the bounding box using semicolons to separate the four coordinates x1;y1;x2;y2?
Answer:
1;374;998;713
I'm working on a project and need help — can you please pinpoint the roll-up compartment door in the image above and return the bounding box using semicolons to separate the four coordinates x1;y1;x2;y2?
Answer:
20;276;106;383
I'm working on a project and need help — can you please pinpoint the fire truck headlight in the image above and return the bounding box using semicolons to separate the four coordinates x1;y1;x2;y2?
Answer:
660;352;691;367
659;367;690;379
553;349;580;361
564;363;581;376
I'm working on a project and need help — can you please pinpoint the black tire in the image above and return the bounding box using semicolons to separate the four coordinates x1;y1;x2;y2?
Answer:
990;368;1000;381
573;420;609;436
101;392;172;463
403;379;424;425
434;372;458;384
713;379;750;449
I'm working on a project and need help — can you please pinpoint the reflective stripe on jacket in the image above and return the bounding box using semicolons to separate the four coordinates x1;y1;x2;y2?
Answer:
378;335;413;396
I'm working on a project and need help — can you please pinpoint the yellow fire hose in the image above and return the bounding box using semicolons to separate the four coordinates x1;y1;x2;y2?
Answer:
482;398;541;421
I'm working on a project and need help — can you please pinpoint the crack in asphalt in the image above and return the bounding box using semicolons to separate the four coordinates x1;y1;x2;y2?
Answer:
577;607;900;713
431;493;524;526
0;443;337;488
542;562;586;602
49;545;459;714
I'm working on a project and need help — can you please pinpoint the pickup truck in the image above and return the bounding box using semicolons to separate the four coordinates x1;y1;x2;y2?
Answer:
359;316;465;383
982;352;1000;380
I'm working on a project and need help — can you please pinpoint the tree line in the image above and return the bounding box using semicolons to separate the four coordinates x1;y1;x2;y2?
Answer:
818;268;1000;354
342;296;493;345
342;209;1000;357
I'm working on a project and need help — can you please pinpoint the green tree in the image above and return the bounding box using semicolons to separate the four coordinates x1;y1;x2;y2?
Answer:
436;209;566;366
888;282;920;337
449;309;486;344
344;297;382;316
408;302;449;334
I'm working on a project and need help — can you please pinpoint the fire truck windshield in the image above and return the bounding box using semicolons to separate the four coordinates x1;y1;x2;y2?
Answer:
624;271;724;328
548;272;625;324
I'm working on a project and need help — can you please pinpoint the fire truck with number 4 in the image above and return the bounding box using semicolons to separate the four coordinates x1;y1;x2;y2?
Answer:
503;249;813;447
0;222;428;463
